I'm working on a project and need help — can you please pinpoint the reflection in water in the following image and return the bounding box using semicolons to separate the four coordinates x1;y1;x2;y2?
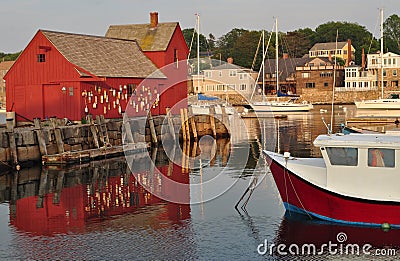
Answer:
275;212;400;259
3;150;191;237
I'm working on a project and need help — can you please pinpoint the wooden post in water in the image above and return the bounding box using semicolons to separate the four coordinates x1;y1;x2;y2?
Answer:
209;105;217;138
222;139;230;167
167;145;176;177
6;118;18;167
95;116;106;146
190;141;197;171
36;168;49;208
95;115;110;145
148;112;158;145
100;115;110;144
34;118;48;156
87;115;100;149
188;107;198;141
181;140;187;172
221;106;229;130
184;108;190;142
149;146;158;193
52;170;65;205
165;108;176;142
180;108;187;141
122;113;134;144
50;118;65;154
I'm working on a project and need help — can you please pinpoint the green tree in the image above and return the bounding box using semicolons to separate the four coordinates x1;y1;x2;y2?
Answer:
215;28;267;69
283;28;315;58
182;28;210;59
315;21;379;65
0;51;21;61
215;28;247;62
384;14;400;53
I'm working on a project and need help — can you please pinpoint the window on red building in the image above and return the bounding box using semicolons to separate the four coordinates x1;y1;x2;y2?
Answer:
37;54;46;62
174;49;179;68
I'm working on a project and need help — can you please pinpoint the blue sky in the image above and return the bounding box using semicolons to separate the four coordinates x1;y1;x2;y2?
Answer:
1;0;399;53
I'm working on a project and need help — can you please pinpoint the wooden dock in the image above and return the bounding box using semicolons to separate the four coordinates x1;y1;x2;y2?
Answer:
346;118;399;125
42;143;148;165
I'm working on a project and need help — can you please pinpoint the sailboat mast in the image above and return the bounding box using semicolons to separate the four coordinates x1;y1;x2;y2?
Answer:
262;30;265;102
380;8;384;99
196;13;201;94
275;18;279;96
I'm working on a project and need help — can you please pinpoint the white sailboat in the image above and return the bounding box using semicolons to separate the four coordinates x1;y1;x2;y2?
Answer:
252;18;313;113
355;9;400;110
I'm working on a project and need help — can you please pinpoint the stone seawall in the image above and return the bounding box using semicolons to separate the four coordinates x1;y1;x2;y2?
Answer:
209;90;384;105
299;90;381;104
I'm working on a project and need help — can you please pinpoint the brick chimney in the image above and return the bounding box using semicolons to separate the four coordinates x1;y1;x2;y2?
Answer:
150;12;159;28
346;39;352;66
227;57;233;64
282;53;289;59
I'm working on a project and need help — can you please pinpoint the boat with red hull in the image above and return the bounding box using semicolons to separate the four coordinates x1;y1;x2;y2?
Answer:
264;133;400;227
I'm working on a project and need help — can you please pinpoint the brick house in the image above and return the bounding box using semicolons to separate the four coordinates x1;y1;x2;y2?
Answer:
367;52;400;92
296;57;345;96
262;55;308;95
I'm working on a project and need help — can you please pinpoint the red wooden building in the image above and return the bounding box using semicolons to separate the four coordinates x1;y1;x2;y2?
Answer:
106;12;189;115
4;12;189;121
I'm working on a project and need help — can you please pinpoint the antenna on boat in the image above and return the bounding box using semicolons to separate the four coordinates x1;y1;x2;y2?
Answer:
380;8;384;99
329;29;339;134
322;117;331;135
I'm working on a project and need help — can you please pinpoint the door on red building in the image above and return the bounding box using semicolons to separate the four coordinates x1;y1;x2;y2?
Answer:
43;84;67;119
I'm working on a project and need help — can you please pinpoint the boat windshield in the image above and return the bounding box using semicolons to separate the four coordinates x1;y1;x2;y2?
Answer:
325;147;358;166
368;148;395;168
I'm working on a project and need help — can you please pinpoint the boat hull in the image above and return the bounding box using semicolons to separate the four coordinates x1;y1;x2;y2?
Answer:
265;152;400;227
355;100;400;110
252;103;313;112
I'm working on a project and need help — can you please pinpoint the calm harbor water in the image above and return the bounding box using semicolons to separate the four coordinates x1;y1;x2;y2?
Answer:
0;105;399;260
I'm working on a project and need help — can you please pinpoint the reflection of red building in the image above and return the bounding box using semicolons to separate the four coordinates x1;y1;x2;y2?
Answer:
9;157;190;236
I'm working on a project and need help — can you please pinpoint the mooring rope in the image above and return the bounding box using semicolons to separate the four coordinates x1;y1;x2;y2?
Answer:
284;158;313;220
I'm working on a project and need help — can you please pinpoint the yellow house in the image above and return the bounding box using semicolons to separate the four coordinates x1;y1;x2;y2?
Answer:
309;40;355;65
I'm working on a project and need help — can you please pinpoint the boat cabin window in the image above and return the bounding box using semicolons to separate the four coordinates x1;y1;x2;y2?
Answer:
368;149;395;168
326;147;358;166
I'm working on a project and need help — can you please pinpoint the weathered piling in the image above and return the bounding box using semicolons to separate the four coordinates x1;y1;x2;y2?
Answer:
6;118;18;168
209;106;217;138
188;107;198;141
165;108;176;142
148;112;158;144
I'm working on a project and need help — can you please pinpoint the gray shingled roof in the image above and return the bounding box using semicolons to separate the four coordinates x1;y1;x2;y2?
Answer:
211;63;249;71
310;42;348;51
263;57;309;81
41;30;165;78
105;23;178;52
